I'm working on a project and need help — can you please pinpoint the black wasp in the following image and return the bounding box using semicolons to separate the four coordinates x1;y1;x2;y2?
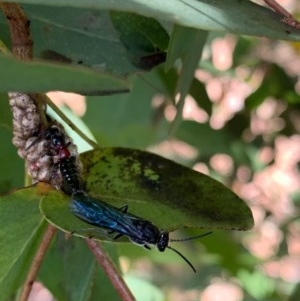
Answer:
26;123;71;159
42;124;83;194
43;124;72;160
27;123;82;194
34;124;211;272
71;192;211;272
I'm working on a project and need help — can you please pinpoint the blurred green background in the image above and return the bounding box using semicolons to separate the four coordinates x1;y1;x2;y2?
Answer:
1;1;300;301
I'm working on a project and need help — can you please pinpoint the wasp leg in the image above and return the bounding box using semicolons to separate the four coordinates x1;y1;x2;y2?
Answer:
119;205;128;213
113;233;124;240
144;244;151;250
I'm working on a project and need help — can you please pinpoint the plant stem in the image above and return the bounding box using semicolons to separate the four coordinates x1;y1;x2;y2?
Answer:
0;2;32;59
86;239;136;301
18;225;56;301
168;95;185;138
264;0;300;28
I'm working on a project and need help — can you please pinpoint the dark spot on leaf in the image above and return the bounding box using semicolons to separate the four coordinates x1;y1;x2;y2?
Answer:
80;148;254;231
134;52;167;70
40;50;73;64
101;156;110;164
43;25;52;32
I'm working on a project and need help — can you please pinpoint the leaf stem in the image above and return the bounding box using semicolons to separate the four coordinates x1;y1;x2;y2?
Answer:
0;2;32;59
86;239;136;301
263;0;300;28
44;95;98;149
18;224;56;301
168;95;185;138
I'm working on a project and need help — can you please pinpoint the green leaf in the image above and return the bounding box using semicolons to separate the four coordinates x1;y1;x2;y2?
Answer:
89;243;124;301
238;269;275;299
0;5;141;75
40;147;253;243
0;95;24;193
0;53;129;93
39;186;103;240
166;26;208;136
166;25;203;70
110;12;169;51
168;26;208;93
8;0;300;41
39;234;94;301
189;77;212;116
80;148;253;231
289;283;300;301
204;230;255;273
39;234;122;301
0;220;48;301
41;148;252;238
176;120;233;157
39;185;129;242
246;63;297;110
0;186;45;300
124;274;164;301
110;11;168;69
83;69;172;148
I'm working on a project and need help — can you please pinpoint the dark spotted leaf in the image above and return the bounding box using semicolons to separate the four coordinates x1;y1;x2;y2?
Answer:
40;148;253;243
81;148;253;231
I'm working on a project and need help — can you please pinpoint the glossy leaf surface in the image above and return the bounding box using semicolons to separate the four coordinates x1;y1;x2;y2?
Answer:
0;53;129;93
39;185;107;240
110;11;168;70
6;0;300;40
0;186;46;300
0;95;24;193
81;148;254;230
39;234;122;301
41;148;253;242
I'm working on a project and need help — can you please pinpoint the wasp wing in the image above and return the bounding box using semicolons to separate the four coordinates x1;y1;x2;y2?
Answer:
71;193;150;240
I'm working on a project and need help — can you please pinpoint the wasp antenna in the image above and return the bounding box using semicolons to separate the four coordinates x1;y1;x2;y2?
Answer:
170;231;212;243
167;245;196;273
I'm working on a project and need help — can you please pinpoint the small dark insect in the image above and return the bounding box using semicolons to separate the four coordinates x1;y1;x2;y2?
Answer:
71;192;212;272
27;123;82;193
44;125;83;194
34;124;211;272
40;50;73;64
59;156;83;195
44;126;83;194
43;125;71;159
134;51;167;70
26;124;71;160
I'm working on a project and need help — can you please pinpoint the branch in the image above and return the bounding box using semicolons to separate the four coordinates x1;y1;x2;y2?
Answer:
86;239;136;301
0;2;33;59
18;224;56;301
264;0;300;28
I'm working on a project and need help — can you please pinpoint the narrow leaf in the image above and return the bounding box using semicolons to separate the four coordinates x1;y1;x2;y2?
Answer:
0;53;129;93
110;11;169;70
166;26;208;136
0;186;45;300
8;0;300;41
39;223;125;301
